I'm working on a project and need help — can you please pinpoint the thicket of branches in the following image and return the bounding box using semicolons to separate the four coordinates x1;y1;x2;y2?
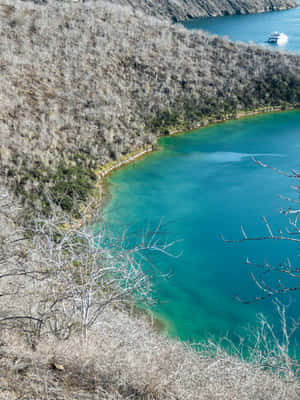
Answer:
0;186;299;398
222;160;300;304
1;1;300;397
0;189;179;342
1;176;300;399
1;304;300;399
0;0;300;213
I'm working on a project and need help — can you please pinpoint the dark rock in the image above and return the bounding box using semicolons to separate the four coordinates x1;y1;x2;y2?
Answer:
102;0;298;21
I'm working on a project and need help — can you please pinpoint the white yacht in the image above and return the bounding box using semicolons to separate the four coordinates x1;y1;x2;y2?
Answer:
267;32;288;45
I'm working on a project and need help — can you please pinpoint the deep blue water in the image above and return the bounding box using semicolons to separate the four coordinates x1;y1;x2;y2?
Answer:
184;3;300;52
99;8;300;356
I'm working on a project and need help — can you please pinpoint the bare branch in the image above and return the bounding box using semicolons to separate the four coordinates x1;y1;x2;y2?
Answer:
225;160;300;303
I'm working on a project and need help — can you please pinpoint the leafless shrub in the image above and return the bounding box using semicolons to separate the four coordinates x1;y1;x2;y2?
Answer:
0;196;179;340
1;188;299;398
0;0;300;397
0;304;300;399
0;0;299;213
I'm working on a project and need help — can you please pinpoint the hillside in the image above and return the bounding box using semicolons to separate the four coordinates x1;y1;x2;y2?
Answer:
0;0;300;213
0;1;300;398
1;183;300;399
1;306;300;399
107;0;298;21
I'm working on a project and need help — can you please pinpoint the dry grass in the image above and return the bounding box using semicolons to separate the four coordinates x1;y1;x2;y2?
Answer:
1;1;300;398
0;307;299;400
0;185;300;399
0;1;299;212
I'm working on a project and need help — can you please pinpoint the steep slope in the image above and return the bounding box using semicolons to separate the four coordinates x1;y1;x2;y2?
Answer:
0;2;300;398
99;0;298;21
0;0;300;212
1;308;300;399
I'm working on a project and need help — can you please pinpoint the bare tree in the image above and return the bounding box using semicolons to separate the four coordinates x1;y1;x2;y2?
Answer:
222;158;300;303
0;196;179;340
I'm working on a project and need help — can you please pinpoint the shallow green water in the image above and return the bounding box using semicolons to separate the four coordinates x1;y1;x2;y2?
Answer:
100;111;300;349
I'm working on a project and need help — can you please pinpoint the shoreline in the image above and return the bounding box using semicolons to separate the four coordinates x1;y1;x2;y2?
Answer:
71;104;300;226
170;0;298;23
95;105;298;190
86;105;299;229
167;105;297;136
95;145;154;180
75;146;154;225
89;105;299;335
178;5;298;22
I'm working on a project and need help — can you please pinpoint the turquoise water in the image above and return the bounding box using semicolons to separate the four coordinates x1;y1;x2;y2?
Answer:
99;7;300;353
184;3;300;52
102;111;300;349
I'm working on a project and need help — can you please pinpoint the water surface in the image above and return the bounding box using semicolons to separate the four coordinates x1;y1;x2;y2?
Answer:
99;7;300;355
102;111;300;351
184;4;300;52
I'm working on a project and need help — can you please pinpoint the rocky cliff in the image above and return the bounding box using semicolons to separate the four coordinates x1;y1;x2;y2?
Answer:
104;0;298;21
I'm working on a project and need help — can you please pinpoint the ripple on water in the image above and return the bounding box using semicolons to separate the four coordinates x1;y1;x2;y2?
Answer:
101;110;300;355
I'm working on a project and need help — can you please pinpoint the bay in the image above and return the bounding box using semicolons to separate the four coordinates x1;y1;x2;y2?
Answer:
184;3;300;52
101;111;300;353
99;7;300;356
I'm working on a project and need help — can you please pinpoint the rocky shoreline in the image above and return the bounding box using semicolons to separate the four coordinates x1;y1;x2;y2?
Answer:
107;0;298;21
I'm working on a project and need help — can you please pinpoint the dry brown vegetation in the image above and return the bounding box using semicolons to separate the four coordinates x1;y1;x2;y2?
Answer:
1;307;300;400
104;0;298;21
1;186;300;399
1;0;300;398
0;0;300;213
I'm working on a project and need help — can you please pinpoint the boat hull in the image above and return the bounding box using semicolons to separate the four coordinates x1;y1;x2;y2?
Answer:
267;32;288;45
